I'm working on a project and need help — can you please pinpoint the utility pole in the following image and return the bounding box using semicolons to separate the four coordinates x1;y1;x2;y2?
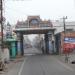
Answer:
62;16;69;63
0;0;3;61
1;0;3;51
0;0;4;71
63;16;67;34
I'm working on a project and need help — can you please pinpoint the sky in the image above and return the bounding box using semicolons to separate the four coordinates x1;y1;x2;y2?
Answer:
4;0;75;25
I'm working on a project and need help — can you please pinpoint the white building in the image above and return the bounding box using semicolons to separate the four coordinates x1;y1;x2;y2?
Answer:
52;20;75;34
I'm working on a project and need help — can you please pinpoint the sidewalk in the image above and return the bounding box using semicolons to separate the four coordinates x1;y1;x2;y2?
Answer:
55;54;75;63
55;54;75;69
0;56;24;75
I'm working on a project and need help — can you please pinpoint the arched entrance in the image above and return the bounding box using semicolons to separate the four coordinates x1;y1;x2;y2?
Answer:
14;16;56;55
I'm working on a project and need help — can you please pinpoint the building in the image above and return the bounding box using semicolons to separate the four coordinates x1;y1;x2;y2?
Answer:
14;16;55;55
52;20;75;34
52;20;75;54
5;22;12;38
15;15;75;55
55;30;75;54
15;16;53;28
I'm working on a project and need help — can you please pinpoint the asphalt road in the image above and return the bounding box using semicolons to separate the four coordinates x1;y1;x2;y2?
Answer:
24;47;42;55
2;48;75;75
20;55;75;75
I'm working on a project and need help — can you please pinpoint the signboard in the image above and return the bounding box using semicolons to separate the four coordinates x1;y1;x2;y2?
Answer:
64;38;75;43
63;37;75;53
63;43;75;49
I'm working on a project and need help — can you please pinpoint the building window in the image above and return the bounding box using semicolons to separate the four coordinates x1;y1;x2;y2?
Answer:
30;19;39;24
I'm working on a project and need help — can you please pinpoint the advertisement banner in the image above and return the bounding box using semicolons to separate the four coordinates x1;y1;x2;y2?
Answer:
63;38;75;53
64;38;75;43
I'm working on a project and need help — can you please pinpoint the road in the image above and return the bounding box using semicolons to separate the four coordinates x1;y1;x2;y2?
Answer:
20;55;75;75
2;48;75;75
24;47;42;55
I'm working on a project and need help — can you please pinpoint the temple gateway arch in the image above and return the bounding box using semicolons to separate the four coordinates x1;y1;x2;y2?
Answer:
14;16;56;55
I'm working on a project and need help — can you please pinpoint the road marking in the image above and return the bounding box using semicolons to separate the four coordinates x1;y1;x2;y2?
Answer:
18;59;26;75
57;59;74;71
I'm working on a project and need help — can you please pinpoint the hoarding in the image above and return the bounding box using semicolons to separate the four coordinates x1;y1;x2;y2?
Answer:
63;38;75;53
64;38;75;43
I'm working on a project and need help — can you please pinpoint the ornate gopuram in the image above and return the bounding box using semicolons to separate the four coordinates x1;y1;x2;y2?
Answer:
14;16;56;55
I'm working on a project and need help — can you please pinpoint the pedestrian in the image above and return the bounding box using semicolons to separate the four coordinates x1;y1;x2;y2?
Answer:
42;47;44;54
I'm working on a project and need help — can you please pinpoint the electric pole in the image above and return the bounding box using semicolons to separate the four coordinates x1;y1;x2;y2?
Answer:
1;0;3;50
63;16;67;34
62;16;69;63
0;0;3;60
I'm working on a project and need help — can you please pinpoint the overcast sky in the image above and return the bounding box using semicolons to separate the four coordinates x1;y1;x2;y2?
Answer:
4;0;75;25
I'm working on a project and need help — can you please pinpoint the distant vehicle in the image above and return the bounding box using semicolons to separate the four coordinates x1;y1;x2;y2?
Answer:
71;60;75;64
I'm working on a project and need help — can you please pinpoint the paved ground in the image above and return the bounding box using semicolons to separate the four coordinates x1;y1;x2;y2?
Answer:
1;48;75;75
0;57;24;75
55;54;75;69
24;47;42;55
20;55;75;75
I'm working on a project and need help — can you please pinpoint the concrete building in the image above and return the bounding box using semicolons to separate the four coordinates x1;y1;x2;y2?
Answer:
14;16;55;55
15;16;53;28
52;20;75;34
53;20;75;54
5;22;12;38
14;15;75;55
